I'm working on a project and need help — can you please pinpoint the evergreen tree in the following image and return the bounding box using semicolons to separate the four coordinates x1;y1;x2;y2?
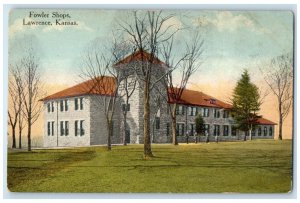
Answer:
195;113;206;143
232;70;260;141
195;114;205;135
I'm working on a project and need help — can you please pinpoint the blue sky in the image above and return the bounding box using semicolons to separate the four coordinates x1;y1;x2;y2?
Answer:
9;9;294;86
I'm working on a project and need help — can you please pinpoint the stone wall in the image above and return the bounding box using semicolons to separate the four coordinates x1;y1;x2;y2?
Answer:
43;96;90;147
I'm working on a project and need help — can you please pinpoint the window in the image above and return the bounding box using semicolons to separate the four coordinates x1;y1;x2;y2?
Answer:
223;110;229;118
47;122;51;136
189;123;195;136
166;123;170;136
269;127;273;136
264;127;267;136
80;98;84;110
251;129;256;137
75;120;85;136
60;121;64;136
176;105;185;115
65;121;69;136
51;122;54;136
213;109;220;118
203;108;209;117
64;100;68;111
47;103;51;113
176;123;185;136
75;97;84;110
197;107;202;116
122;104;130;112
231;126;237;136
258;127;262;136
75;121;78;136
51;102;54;112
60;100;64;112
189;107;197;116
155;117;160;130
214;125;220;136
75;98;78;110
80;120;85;136
204;124;210;136
223;125;229;136
48;122;55;136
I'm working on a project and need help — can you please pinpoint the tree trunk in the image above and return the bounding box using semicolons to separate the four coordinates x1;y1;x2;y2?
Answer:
123;111;127;146
107;119;112;151
19;131;22;149
278;105;283;140
143;81;153;158
27;119;31;151
18;120;22;149
171;104;178;145
12;127;16;148
244;131;247;141
279;115;283;140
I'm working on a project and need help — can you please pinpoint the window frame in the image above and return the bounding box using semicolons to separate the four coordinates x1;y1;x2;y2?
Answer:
51;121;54;136
203;108;209;117
60;121;64;136
155;117;160;130
269;126;273;136
65;121;69;136
258;127;262;136
80;98;84;110
75;98;79;110
189;123;195;136
214;125;220;136
204;124;210;136
47;122;51;136
64;99;68;111
60;100;64;112
223;110;229;118
176;123;185;136
263;126;267;136
223;125;229;136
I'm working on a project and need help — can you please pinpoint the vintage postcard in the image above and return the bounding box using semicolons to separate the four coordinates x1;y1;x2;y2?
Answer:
6;8;294;193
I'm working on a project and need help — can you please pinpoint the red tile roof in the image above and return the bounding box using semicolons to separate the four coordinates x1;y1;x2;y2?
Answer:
114;50;165;66
168;88;232;109
255;117;277;125
40;77;275;126
40;76;116;101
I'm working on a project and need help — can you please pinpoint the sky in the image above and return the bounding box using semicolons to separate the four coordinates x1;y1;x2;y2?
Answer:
8;9;294;139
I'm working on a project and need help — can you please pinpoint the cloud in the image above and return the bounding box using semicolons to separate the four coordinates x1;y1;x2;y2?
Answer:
9;17;38;38
161;16;183;33
193;11;271;34
42;20;93;32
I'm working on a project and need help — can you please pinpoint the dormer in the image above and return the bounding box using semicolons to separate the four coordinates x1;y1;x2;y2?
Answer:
209;98;216;104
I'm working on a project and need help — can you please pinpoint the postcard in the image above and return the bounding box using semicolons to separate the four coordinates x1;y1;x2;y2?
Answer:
6;8;293;193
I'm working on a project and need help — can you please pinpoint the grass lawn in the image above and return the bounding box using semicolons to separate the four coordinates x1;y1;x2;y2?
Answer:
7;140;292;193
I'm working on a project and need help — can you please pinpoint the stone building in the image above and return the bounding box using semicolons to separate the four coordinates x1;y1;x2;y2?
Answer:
41;51;276;147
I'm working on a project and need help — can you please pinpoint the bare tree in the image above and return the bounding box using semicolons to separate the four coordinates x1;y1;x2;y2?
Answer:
9;64;26;149
8;66;21;148
261;53;293;140
161;33;204;145
119;75;137;145
21;46;44;151
80;39;123;150
118;11;182;158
